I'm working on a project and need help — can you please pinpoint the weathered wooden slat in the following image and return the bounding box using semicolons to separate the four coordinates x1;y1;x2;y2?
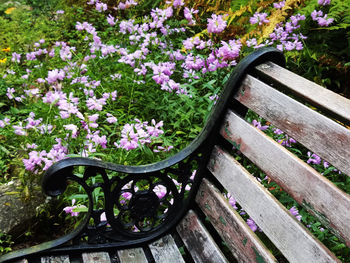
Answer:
41;255;70;263
148;235;185;263
117;248;148;263
221;110;350;247
177;210;228;263
255;61;350;124
82;252;111;263
234;74;350;176
208;146;341;263
13;259;28;263
196;178;277;263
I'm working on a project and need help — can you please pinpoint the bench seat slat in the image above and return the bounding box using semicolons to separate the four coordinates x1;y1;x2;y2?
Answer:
255;62;350;124
41;255;70;263
177;210;228;263
208;146;340;263
221;110;350;247
117;248;148;263
196;178;277;263
149;235;185;263
82;252;111;263
235;74;350;176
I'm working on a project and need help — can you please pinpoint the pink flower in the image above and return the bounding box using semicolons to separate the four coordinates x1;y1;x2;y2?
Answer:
64;124;79;138
207;14;227;34
95;2;107;12
318;0;331;5
250;12;269;25
107;14;116;26
173;0;184;8
184;7;198;25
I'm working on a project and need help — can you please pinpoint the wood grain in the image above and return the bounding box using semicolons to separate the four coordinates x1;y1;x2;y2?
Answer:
177;210;228;263
149;235;185;263
117;248;148;263
255;61;350;124
196;178;277;263
41;255;70;263
208;146;341;263
82;252;111;263
220;110;350;247
234;74;350;176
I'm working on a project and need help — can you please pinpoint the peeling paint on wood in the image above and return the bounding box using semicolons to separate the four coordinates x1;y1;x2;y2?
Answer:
208;146;341;263
195;179;276;263
220;110;350;247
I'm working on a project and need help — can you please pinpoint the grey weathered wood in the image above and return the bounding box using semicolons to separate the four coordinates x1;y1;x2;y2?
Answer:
117;248;148;263
196;178;277;263
148;235;185;263
221;110;350;247
13;259;28;263
41;255;70;263
255;61;350;124
82;252;111;263
234;74;350;176
177;210;228;263
208;146;341;263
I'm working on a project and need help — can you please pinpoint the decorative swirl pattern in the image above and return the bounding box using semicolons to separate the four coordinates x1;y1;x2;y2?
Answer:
0;47;286;263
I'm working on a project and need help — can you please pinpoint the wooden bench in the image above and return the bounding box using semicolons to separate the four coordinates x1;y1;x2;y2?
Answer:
2;47;350;263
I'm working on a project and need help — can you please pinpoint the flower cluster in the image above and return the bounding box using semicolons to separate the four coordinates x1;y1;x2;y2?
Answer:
249;12;269;26
207;14;227;34
114;119;166;151
311;10;334;27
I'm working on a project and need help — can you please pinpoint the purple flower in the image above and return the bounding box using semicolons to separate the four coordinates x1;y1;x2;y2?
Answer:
64;124;79;138
95;2;107;12
184;7;198;25
247;218;258;232
6;88;15;99
252;120;269;130
107;14;117;26
307;152;321;165
207;14;227;34
11;52;21;63
289;206;302;221
106;113;117;124
56;10;64;14
273;1;285;8
46;69;65;84
173;0;184;8
250;12;269;25
318;0;331;5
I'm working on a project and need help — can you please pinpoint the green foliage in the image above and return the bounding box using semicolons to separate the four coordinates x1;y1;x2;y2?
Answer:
0;232;13;255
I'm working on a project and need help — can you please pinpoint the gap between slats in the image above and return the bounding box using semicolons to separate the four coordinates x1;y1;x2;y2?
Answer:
177;210;229;263
234;74;350;176
196;178;277;263
208;146;340;263
255;62;350;125
220;110;350;247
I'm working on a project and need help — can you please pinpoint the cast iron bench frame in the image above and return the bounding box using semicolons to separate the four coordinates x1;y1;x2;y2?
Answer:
2;47;350;263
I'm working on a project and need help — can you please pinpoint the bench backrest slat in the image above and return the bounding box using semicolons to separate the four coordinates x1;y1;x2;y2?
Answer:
196;178;277;263
255;62;350;124
177;210;229;263
234;74;350;176
221;110;350;247
208;146;340;263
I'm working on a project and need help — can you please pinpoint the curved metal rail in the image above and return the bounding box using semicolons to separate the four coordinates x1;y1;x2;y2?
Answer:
0;47;285;263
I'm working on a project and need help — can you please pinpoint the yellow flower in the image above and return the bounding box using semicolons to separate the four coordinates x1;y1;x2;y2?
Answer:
5;7;16;15
1;47;10;52
0;58;7;64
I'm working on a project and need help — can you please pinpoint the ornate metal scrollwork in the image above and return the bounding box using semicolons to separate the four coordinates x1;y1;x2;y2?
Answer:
0;47;286;263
